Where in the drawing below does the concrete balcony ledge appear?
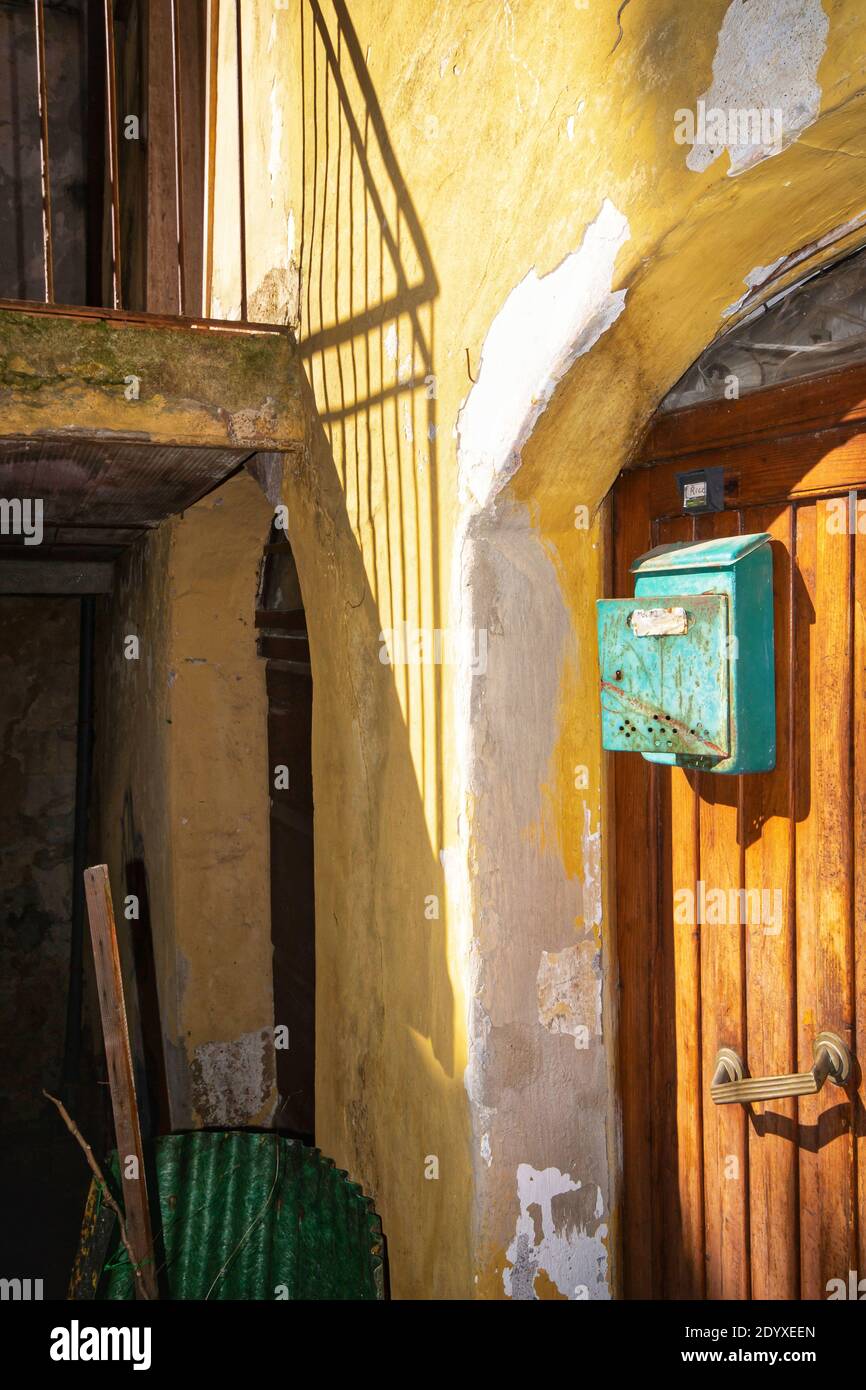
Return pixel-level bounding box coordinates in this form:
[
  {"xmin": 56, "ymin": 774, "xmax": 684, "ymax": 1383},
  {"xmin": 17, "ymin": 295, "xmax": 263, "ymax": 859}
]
[{"xmin": 0, "ymin": 303, "xmax": 304, "ymax": 452}]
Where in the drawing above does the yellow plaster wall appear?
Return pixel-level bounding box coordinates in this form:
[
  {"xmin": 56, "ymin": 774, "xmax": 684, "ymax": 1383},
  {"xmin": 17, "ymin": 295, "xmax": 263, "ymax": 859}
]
[
  {"xmin": 209, "ymin": 0, "xmax": 866, "ymax": 1297},
  {"xmin": 96, "ymin": 470, "xmax": 276, "ymax": 1132}
]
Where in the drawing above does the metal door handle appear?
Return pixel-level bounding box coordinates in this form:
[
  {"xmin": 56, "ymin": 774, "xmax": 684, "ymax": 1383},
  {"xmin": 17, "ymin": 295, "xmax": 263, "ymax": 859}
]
[{"xmin": 711, "ymin": 1031, "xmax": 851, "ymax": 1105}]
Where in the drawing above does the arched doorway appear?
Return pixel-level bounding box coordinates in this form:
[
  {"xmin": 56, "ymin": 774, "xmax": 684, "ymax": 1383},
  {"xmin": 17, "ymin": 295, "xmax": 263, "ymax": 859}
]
[
  {"xmin": 613, "ymin": 251, "xmax": 866, "ymax": 1300},
  {"xmin": 257, "ymin": 522, "xmax": 315, "ymax": 1141}
]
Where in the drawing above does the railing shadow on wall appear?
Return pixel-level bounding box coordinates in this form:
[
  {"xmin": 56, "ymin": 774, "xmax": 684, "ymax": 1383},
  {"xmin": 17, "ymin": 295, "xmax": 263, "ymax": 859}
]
[
  {"xmin": 296, "ymin": 1, "xmax": 459, "ymax": 1090},
  {"xmin": 301, "ymin": 0, "xmax": 442, "ymax": 828}
]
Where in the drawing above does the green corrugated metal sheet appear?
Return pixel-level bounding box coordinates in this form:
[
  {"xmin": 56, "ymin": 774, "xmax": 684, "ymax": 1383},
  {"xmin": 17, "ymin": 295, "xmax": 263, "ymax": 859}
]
[{"xmin": 89, "ymin": 1130, "xmax": 384, "ymax": 1300}]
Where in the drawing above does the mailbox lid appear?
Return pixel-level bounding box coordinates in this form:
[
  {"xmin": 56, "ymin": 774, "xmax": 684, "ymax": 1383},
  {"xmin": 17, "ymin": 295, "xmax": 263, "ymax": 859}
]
[
  {"xmin": 629, "ymin": 532, "xmax": 771, "ymax": 577},
  {"xmin": 597, "ymin": 593, "xmax": 730, "ymax": 759}
]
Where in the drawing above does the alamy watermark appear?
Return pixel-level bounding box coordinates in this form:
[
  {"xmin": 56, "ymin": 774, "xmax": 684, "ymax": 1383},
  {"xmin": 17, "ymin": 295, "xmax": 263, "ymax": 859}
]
[
  {"xmin": 674, "ymin": 101, "xmax": 783, "ymax": 153},
  {"xmin": 379, "ymin": 623, "xmax": 487, "ymax": 674},
  {"xmin": 674, "ymin": 880, "xmax": 783, "ymax": 936},
  {"xmin": 50, "ymin": 1321, "xmax": 151, "ymax": 1370},
  {"xmin": 0, "ymin": 1276, "xmax": 43, "ymax": 1300},
  {"xmin": 0, "ymin": 497, "xmax": 43, "ymax": 546},
  {"xmin": 826, "ymin": 1270, "xmax": 866, "ymax": 1300}
]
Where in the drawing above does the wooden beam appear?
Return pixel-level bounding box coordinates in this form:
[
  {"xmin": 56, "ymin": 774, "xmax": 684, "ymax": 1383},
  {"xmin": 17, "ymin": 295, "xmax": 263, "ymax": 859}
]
[
  {"xmin": 638, "ymin": 360, "xmax": 866, "ymax": 465},
  {"xmin": 146, "ymin": 0, "xmax": 180, "ymax": 314},
  {"xmin": 178, "ymin": 0, "xmax": 207, "ymax": 317},
  {"xmin": 84, "ymin": 865, "xmax": 158, "ymax": 1301},
  {"xmin": 0, "ymin": 561, "xmax": 114, "ymax": 594}
]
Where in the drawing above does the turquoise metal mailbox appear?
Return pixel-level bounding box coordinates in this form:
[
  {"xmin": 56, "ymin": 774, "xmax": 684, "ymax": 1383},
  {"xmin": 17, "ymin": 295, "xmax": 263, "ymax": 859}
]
[{"xmin": 596, "ymin": 533, "xmax": 775, "ymax": 774}]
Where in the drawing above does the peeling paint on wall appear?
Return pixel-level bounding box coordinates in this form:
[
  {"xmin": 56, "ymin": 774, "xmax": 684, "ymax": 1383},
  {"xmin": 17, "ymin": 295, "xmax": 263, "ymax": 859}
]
[
  {"xmin": 191, "ymin": 1028, "xmax": 275, "ymax": 1128},
  {"xmin": 456, "ymin": 199, "xmax": 629, "ymax": 511},
  {"xmin": 721, "ymin": 211, "xmax": 866, "ymax": 319},
  {"xmin": 686, "ymin": 0, "xmax": 829, "ymax": 177},
  {"xmin": 504, "ymin": 1164, "xmax": 609, "ymax": 1300},
  {"xmin": 537, "ymin": 941, "xmax": 602, "ymax": 1047},
  {"xmin": 723, "ymin": 256, "xmax": 788, "ymax": 317}
]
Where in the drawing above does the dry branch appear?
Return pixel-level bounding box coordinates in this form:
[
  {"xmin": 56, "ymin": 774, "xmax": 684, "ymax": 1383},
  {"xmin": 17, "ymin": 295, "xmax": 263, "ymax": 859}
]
[{"xmin": 43, "ymin": 1089, "xmax": 154, "ymax": 1300}]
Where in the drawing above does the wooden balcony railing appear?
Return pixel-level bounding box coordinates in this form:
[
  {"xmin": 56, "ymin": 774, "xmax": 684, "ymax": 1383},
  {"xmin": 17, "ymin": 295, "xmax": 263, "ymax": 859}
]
[{"xmin": 0, "ymin": 0, "xmax": 272, "ymax": 332}]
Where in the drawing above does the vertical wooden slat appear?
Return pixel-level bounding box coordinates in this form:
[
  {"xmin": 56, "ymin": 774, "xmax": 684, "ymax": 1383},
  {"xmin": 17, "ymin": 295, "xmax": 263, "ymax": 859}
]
[
  {"xmin": 170, "ymin": 0, "xmax": 186, "ymax": 315},
  {"xmin": 234, "ymin": 0, "xmax": 247, "ymax": 321},
  {"xmin": 178, "ymin": 0, "xmax": 206, "ymax": 318},
  {"xmin": 854, "ymin": 492, "xmax": 866, "ymax": 1289},
  {"xmin": 146, "ymin": 0, "xmax": 179, "ymax": 313},
  {"xmin": 794, "ymin": 500, "xmax": 856, "ymax": 1298},
  {"xmin": 697, "ymin": 507, "xmax": 750, "ymax": 1300},
  {"xmin": 657, "ymin": 513, "xmax": 705, "ymax": 1298},
  {"xmin": 103, "ymin": 0, "xmax": 123, "ymax": 308},
  {"xmin": 84, "ymin": 864, "xmax": 157, "ymax": 1300},
  {"xmin": 202, "ymin": 0, "xmax": 220, "ymax": 318},
  {"xmin": 743, "ymin": 503, "xmax": 799, "ymax": 1299},
  {"xmin": 612, "ymin": 468, "xmax": 657, "ymax": 1297},
  {"xmin": 34, "ymin": 0, "xmax": 54, "ymax": 302}
]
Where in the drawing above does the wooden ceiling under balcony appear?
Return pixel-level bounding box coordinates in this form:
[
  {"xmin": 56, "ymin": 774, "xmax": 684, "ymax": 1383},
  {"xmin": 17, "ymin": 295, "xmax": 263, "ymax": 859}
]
[{"xmin": 0, "ymin": 302, "xmax": 304, "ymax": 584}]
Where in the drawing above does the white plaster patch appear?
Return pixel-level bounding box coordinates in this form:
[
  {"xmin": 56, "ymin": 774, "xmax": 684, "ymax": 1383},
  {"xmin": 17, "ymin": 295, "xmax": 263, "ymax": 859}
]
[
  {"xmin": 581, "ymin": 802, "xmax": 602, "ymax": 933},
  {"xmin": 723, "ymin": 257, "xmax": 787, "ymax": 317},
  {"xmin": 438, "ymin": 844, "xmax": 462, "ymax": 902},
  {"xmin": 456, "ymin": 199, "xmax": 629, "ymax": 512},
  {"xmin": 687, "ymin": 0, "xmax": 829, "ymax": 177},
  {"xmin": 384, "ymin": 324, "xmax": 399, "ymax": 361},
  {"xmin": 402, "ymin": 402, "xmax": 414, "ymax": 443},
  {"xmin": 504, "ymin": 1164, "xmax": 609, "ymax": 1300},
  {"xmin": 480, "ymin": 1132, "xmax": 492, "ymax": 1168},
  {"xmin": 537, "ymin": 941, "xmax": 602, "ymax": 1046},
  {"xmin": 191, "ymin": 1028, "xmax": 273, "ymax": 1127},
  {"xmin": 722, "ymin": 210, "xmax": 866, "ymax": 318}
]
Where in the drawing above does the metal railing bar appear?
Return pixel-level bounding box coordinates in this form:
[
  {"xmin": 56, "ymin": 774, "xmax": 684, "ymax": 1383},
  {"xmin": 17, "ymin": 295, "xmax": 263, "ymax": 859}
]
[
  {"xmin": 34, "ymin": 0, "xmax": 54, "ymax": 302},
  {"xmin": 0, "ymin": 296, "xmax": 288, "ymax": 335},
  {"xmin": 170, "ymin": 0, "xmax": 186, "ymax": 315},
  {"xmin": 235, "ymin": 0, "xmax": 247, "ymax": 322},
  {"xmin": 103, "ymin": 0, "xmax": 122, "ymax": 308},
  {"xmin": 202, "ymin": 0, "xmax": 220, "ymax": 319}
]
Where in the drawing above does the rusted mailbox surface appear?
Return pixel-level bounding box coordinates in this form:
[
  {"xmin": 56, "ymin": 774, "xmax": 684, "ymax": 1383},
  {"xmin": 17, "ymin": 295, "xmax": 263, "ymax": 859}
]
[{"xmin": 596, "ymin": 533, "xmax": 775, "ymax": 774}]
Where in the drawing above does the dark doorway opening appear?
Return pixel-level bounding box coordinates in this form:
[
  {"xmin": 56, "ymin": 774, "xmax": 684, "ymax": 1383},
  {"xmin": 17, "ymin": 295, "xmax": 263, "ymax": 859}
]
[
  {"xmin": 0, "ymin": 594, "xmax": 105, "ymax": 1298},
  {"xmin": 257, "ymin": 524, "xmax": 315, "ymax": 1142}
]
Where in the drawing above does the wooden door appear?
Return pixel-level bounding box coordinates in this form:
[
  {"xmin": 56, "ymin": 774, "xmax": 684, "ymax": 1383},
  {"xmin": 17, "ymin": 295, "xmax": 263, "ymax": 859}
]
[{"xmin": 615, "ymin": 365, "xmax": 866, "ymax": 1300}]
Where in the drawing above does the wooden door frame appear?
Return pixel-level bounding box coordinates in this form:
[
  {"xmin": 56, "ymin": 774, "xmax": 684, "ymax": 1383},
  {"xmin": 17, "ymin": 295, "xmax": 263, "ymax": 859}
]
[{"xmin": 636, "ymin": 358, "xmax": 866, "ymax": 507}]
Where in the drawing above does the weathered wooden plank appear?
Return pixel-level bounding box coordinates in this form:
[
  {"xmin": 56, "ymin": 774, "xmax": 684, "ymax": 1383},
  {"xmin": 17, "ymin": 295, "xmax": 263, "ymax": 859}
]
[
  {"xmin": 146, "ymin": 0, "xmax": 180, "ymax": 315},
  {"xmin": 639, "ymin": 425, "xmax": 866, "ymax": 519},
  {"xmin": 657, "ymin": 512, "xmax": 705, "ymax": 1299},
  {"xmin": 612, "ymin": 466, "xmax": 658, "ymax": 1297},
  {"xmin": 854, "ymin": 498, "xmax": 866, "ymax": 1290},
  {"xmin": 794, "ymin": 501, "xmax": 856, "ymax": 1299},
  {"xmin": 743, "ymin": 502, "xmax": 799, "ymax": 1300},
  {"xmin": 696, "ymin": 508, "xmax": 749, "ymax": 1300},
  {"xmin": 639, "ymin": 361, "xmax": 866, "ymax": 463},
  {"xmin": 84, "ymin": 864, "xmax": 158, "ymax": 1301}
]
